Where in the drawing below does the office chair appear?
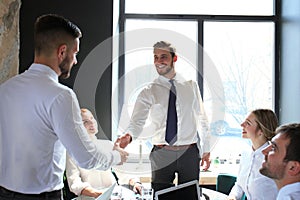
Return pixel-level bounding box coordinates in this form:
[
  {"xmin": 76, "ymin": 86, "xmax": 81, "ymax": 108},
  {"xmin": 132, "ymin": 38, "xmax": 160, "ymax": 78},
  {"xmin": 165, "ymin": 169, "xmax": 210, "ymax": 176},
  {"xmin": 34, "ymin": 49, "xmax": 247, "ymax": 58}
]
[
  {"xmin": 216, "ymin": 173, "xmax": 237, "ymax": 195},
  {"xmin": 216, "ymin": 173, "xmax": 247, "ymax": 199},
  {"xmin": 63, "ymin": 171, "xmax": 77, "ymax": 200},
  {"xmin": 241, "ymin": 193, "xmax": 247, "ymax": 200}
]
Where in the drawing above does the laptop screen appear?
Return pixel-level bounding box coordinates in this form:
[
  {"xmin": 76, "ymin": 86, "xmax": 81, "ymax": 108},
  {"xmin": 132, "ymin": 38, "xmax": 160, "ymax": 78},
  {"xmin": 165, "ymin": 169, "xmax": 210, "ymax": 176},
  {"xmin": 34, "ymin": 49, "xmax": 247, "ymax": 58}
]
[
  {"xmin": 95, "ymin": 183, "xmax": 116, "ymax": 200},
  {"xmin": 155, "ymin": 180, "xmax": 202, "ymax": 200}
]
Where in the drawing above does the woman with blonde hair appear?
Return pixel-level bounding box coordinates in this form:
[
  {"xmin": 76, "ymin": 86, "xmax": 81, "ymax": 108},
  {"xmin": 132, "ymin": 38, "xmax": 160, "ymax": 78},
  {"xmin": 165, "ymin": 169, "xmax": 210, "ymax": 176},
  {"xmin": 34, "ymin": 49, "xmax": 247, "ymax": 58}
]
[
  {"xmin": 66, "ymin": 108, "xmax": 142, "ymax": 199},
  {"xmin": 228, "ymin": 109, "xmax": 279, "ymax": 200}
]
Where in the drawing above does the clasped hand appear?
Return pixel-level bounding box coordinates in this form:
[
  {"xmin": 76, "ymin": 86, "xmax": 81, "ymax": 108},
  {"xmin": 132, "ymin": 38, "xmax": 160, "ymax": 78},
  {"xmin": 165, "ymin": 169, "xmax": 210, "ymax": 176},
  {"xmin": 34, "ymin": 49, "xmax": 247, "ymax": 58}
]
[{"xmin": 113, "ymin": 133, "xmax": 132, "ymax": 165}]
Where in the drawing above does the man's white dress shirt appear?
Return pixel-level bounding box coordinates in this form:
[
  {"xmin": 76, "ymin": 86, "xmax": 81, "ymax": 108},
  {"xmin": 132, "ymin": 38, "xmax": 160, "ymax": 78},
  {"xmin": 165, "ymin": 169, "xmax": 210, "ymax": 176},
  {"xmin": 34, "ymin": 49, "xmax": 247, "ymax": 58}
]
[
  {"xmin": 276, "ymin": 182, "xmax": 300, "ymax": 200},
  {"xmin": 126, "ymin": 75, "xmax": 210, "ymax": 154},
  {"xmin": 0, "ymin": 64, "xmax": 120, "ymax": 194}
]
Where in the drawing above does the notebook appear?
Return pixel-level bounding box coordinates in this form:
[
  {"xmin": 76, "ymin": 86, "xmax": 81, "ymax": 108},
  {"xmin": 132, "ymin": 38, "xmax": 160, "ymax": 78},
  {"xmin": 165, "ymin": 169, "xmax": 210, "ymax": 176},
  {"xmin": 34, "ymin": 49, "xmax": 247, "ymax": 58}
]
[{"xmin": 154, "ymin": 180, "xmax": 203, "ymax": 200}]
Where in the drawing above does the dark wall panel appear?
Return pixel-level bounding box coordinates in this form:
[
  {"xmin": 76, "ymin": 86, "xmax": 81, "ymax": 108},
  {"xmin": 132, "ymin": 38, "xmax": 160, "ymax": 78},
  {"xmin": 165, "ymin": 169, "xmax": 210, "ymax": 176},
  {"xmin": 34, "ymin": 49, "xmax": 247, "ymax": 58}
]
[{"xmin": 20, "ymin": 0, "xmax": 113, "ymax": 139}]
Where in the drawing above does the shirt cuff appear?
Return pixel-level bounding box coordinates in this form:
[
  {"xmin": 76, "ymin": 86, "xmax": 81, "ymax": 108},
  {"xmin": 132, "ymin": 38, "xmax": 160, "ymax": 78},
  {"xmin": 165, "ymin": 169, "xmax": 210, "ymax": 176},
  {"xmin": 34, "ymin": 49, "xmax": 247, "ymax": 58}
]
[
  {"xmin": 71, "ymin": 182, "xmax": 91, "ymax": 195},
  {"xmin": 111, "ymin": 150, "xmax": 121, "ymax": 165}
]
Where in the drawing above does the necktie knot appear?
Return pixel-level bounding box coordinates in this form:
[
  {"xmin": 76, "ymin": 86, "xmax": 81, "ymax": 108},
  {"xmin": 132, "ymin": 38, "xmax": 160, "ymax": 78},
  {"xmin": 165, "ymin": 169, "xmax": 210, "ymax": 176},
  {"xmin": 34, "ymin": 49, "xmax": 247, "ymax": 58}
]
[{"xmin": 169, "ymin": 79, "xmax": 176, "ymax": 95}]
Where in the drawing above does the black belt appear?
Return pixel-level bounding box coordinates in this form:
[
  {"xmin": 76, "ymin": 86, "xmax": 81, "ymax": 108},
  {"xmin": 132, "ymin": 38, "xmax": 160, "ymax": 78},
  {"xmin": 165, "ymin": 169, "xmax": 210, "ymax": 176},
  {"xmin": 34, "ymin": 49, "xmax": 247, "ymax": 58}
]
[
  {"xmin": 155, "ymin": 143, "xmax": 196, "ymax": 151},
  {"xmin": 0, "ymin": 186, "xmax": 62, "ymax": 199}
]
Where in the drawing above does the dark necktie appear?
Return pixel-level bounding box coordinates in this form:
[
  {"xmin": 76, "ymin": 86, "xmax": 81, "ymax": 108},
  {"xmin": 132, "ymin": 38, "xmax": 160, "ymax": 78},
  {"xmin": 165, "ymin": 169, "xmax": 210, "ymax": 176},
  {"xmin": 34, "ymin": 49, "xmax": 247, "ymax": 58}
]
[{"xmin": 165, "ymin": 80, "xmax": 178, "ymax": 145}]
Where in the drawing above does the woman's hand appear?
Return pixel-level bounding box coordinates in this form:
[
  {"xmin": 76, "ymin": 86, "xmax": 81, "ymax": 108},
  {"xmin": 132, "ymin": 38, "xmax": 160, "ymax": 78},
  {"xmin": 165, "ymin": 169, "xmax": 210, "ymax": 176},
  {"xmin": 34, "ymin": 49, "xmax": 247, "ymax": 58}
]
[
  {"xmin": 227, "ymin": 195, "xmax": 236, "ymax": 200},
  {"xmin": 81, "ymin": 186, "xmax": 103, "ymax": 198},
  {"xmin": 129, "ymin": 178, "xmax": 143, "ymax": 195},
  {"xmin": 133, "ymin": 182, "xmax": 143, "ymax": 195}
]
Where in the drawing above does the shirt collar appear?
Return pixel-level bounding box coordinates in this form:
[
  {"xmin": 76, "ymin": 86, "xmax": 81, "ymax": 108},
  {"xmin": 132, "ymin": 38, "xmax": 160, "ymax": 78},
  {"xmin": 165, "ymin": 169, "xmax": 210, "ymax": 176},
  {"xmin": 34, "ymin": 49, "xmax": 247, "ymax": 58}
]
[
  {"xmin": 279, "ymin": 182, "xmax": 300, "ymax": 195},
  {"xmin": 28, "ymin": 63, "xmax": 59, "ymax": 82},
  {"xmin": 253, "ymin": 142, "xmax": 269, "ymax": 154},
  {"xmin": 158, "ymin": 75, "xmax": 172, "ymax": 83},
  {"xmin": 157, "ymin": 74, "xmax": 186, "ymax": 85}
]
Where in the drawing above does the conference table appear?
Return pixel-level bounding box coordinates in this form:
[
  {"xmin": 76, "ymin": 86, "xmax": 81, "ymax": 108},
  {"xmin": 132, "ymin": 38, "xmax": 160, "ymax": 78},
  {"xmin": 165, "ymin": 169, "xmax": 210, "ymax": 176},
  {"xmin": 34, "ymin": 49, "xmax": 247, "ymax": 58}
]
[
  {"xmin": 72, "ymin": 186, "xmax": 228, "ymax": 200},
  {"xmin": 72, "ymin": 161, "xmax": 230, "ymax": 200}
]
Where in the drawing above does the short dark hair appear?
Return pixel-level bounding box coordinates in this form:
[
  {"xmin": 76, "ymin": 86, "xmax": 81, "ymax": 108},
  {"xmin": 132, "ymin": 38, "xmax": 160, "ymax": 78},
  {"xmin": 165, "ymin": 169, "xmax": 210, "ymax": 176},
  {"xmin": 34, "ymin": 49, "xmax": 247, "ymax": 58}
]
[
  {"xmin": 276, "ymin": 123, "xmax": 300, "ymax": 162},
  {"xmin": 34, "ymin": 14, "xmax": 82, "ymax": 56},
  {"xmin": 153, "ymin": 41, "xmax": 176, "ymax": 58}
]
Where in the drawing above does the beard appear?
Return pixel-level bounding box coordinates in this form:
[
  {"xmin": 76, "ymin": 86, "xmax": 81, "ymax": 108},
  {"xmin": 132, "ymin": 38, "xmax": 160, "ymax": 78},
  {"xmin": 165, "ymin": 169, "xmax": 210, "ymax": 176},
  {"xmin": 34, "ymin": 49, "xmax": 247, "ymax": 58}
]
[
  {"xmin": 59, "ymin": 56, "xmax": 72, "ymax": 79},
  {"xmin": 260, "ymin": 162, "xmax": 285, "ymax": 180},
  {"xmin": 156, "ymin": 60, "xmax": 174, "ymax": 76},
  {"xmin": 259, "ymin": 166, "xmax": 273, "ymax": 178}
]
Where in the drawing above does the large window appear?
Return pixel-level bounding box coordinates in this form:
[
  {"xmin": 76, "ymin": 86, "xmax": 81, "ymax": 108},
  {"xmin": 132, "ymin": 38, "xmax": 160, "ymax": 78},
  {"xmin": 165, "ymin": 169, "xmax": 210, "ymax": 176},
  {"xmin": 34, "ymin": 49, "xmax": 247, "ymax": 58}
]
[
  {"xmin": 203, "ymin": 21, "xmax": 275, "ymax": 169},
  {"xmin": 125, "ymin": 0, "xmax": 274, "ymax": 16},
  {"xmin": 113, "ymin": 0, "xmax": 279, "ymax": 174}
]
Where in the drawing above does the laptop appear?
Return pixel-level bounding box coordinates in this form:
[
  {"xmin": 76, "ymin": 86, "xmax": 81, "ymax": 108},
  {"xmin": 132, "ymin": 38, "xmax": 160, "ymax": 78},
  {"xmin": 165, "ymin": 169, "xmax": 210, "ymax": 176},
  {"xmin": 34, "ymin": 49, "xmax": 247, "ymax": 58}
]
[
  {"xmin": 95, "ymin": 183, "xmax": 117, "ymax": 200},
  {"xmin": 154, "ymin": 180, "xmax": 203, "ymax": 200}
]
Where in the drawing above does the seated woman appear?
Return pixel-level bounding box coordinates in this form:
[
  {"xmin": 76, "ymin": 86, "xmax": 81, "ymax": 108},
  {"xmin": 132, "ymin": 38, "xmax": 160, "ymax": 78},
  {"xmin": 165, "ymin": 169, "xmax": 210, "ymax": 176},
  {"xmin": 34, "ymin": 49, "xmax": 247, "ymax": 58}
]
[
  {"xmin": 227, "ymin": 109, "xmax": 278, "ymax": 200},
  {"xmin": 66, "ymin": 108, "xmax": 142, "ymax": 198}
]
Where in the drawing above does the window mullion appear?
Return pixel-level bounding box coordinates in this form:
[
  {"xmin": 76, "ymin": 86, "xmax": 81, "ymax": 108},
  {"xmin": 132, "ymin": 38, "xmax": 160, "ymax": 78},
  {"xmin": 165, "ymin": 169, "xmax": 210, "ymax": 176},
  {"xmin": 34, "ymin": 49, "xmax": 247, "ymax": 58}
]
[{"xmin": 198, "ymin": 19, "xmax": 204, "ymax": 99}]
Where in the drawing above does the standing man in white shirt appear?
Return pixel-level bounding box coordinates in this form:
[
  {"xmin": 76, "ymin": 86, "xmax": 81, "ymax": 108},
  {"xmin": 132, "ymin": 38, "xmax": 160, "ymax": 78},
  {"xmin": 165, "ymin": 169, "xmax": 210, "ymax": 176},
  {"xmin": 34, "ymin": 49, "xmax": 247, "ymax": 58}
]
[
  {"xmin": 116, "ymin": 41, "xmax": 211, "ymax": 193},
  {"xmin": 0, "ymin": 14, "xmax": 128, "ymax": 200},
  {"xmin": 260, "ymin": 123, "xmax": 300, "ymax": 200}
]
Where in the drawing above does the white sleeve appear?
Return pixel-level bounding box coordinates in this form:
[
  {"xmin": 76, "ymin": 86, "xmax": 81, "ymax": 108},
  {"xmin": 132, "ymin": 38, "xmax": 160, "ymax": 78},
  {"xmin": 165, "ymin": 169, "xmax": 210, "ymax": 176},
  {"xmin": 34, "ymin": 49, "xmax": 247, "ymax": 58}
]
[
  {"xmin": 65, "ymin": 153, "xmax": 90, "ymax": 195},
  {"xmin": 193, "ymin": 81, "xmax": 210, "ymax": 154},
  {"xmin": 50, "ymin": 89, "xmax": 121, "ymax": 170},
  {"xmin": 126, "ymin": 88, "xmax": 152, "ymax": 139},
  {"xmin": 229, "ymin": 150, "xmax": 248, "ymax": 199}
]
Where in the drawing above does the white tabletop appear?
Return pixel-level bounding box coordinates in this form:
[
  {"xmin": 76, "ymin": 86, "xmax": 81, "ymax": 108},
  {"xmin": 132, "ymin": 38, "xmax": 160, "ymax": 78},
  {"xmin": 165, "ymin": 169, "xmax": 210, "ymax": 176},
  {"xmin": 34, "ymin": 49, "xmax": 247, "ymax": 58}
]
[
  {"xmin": 71, "ymin": 185, "xmax": 140, "ymax": 200},
  {"xmin": 202, "ymin": 188, "xmax": 228, "ymax": 200},
  {"xmin": 72, "ymin": 184, "xmax": 227, "ymax": 200}
]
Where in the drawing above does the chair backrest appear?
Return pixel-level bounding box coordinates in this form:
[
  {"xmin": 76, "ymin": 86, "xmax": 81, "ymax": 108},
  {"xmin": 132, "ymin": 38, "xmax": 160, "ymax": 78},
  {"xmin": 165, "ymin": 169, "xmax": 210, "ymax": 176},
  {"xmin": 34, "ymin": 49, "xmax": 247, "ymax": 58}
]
[
  {"xmin": 241, "ymin": 193, "xmax": 247, "ymax": 200},
  {"xmin": 216, "ymin": 173, "xmax": 237, "ymax": 195},
  {"xmin": 63, "ymin": 171, "xmax": 77, "ymax": 200}
]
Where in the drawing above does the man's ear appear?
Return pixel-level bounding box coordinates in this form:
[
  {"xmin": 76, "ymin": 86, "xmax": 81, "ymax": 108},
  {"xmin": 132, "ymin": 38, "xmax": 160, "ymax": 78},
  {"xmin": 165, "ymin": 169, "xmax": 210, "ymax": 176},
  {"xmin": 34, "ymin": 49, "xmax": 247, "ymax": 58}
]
[
  {"xmin": 173, "ymin": 55, "xmax": 177, "ymax": 62},
  {"xmin": 287, "ymin": 161, "xmax": 300, "ymax": 176},
  {"xmin": 57, "ymin": 44, "xmax": 67, "ymax": 60}
]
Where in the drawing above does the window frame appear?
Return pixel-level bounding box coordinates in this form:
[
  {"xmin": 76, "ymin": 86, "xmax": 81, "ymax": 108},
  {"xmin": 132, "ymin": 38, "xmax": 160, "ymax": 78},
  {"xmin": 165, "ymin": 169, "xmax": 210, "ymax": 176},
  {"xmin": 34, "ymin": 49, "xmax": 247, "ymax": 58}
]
[
  {"xmin": 116, "ymin": 0, "xmax": 280, "ymax": 121},
  {"xmin": 112, "ymin": 0, "xmax": 281, "ymax": 169}
]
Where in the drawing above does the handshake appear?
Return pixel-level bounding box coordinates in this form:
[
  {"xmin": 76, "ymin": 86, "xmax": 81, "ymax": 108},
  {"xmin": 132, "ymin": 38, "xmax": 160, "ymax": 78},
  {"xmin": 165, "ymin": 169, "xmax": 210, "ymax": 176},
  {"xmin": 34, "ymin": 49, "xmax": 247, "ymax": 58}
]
[{"xmin": 113, "ymin": 133, "xmax": 132, "ymax": 165}]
